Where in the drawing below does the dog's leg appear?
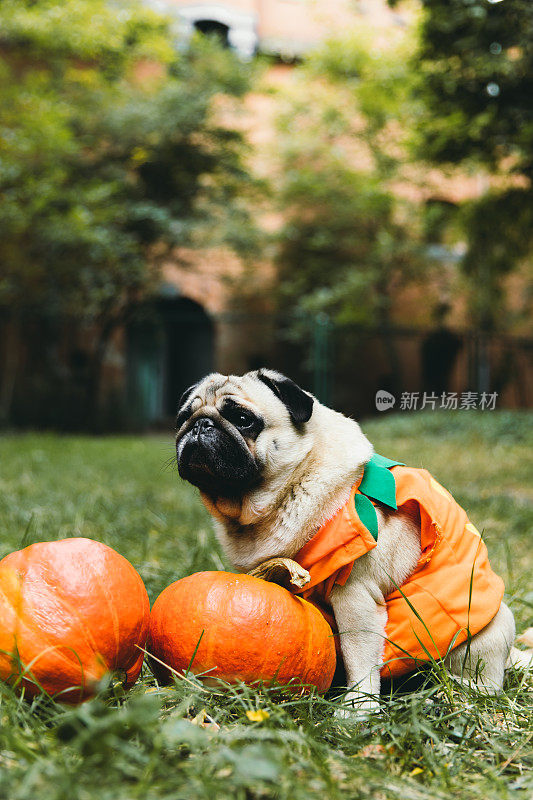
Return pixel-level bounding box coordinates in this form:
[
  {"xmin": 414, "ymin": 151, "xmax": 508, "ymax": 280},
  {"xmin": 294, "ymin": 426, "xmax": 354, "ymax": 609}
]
[
  {"xmin": 443, "ymin": 601, "xmax": 515, "ymax": 692},
  {"xmin": 329, "ymin": 583, "xmax": 387, "ymax": 717}
]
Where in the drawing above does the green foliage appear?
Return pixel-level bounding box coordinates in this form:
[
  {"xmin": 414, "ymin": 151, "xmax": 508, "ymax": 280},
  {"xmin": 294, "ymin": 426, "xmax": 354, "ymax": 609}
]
[
  {"xmin": 404, "ymin": 0, "xmax": 533, "ymax": 173},
  {"xmin": 389, "ymin": 0, "xmax": 533, "ymax": 330},
  {"xmin": 0, "ymin": 0, "xmax": 174, "ymax": 69},
  {"xmin": 0, "ymin": 0, "xmax": 260, "ymax": 427},
  {"xmin": 460, "ymin": 187, "xmax": 533, "ymax": 327},
  {"xmin": 276, "ymin": 163, "xmax": 418, "ymax": 325},
  {"xmin": 274, "ymin": 33, "xmax": 424, "ymax": 327},
  {"xmin": 0, "ymin": 1, "xmax": 255, "ymax": 319},
  {"xmin": 308, "ymin": 28, "xmax": 416, "ymax": 175},
  {"xmin": 0, "ymin": 413, "xmax": 531, "ymax": 798}
]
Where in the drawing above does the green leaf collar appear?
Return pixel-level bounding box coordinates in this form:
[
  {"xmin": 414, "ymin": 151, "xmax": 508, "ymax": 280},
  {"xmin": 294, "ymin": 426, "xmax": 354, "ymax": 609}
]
[{"xmin": 354, "ymin": 454, "xmax": 404, "ymax": 541}]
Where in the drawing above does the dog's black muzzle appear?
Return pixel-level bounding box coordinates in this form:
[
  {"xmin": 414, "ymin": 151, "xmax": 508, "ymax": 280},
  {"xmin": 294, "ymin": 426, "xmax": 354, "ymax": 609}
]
[{"xmin": 176, "ymin": 416, "xmax": 260, "ymax": 497}]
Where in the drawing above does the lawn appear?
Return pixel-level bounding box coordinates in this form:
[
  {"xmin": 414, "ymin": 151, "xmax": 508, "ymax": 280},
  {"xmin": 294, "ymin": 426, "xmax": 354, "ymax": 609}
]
[{"xmin": 0, "ymin": 411, "xmax": 532, "ymax": 800}]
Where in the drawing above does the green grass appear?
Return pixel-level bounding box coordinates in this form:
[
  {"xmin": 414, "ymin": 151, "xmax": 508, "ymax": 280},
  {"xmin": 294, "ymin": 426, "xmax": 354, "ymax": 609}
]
[{"xmin": 0, "ymin": 411, "xmax": 532, "ymax": 800}]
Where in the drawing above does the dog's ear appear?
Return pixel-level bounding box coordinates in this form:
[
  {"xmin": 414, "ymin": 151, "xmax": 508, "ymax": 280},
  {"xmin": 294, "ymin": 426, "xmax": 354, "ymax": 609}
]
[
  {"xmin": 178, "ymin": 382, "xmax": 199, "ymax": 411},
  {"xmin": 257, "ymin": 370, "xmax": 314, "ymax": 425},
  {"xmin": 176, "ymin": 381, "xmax": 200, "ymax": 427}
]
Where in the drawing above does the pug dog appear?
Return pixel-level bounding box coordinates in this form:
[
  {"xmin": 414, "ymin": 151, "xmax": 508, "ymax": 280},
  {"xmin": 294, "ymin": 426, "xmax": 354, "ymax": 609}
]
[{"xmin": 175, "ymin": 369, "xmax": 516, "ymax": 714}]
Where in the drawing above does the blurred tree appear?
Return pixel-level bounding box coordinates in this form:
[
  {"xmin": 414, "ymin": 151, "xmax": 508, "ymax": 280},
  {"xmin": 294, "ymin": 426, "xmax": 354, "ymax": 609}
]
[
  {"xmin": 274, "ymin": 32, "xmax": 424, "ymax": 393},
  {"xmin": 0, "ymin": 0, "xmax": 258, "ymax": 427},
  {"xmin": 390, "ymin": 0, "xmax": 533, "ymax": 333}
]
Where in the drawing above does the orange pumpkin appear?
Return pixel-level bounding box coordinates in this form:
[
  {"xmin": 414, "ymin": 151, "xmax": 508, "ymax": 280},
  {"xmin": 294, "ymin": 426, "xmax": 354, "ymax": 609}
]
[
  {"xmin": 148, "ymin": 571, "xmax": 336, "ymax": 692},
  {"xmin": 0, "ymin": 537, "xmax": 150, "ymax": 702}
]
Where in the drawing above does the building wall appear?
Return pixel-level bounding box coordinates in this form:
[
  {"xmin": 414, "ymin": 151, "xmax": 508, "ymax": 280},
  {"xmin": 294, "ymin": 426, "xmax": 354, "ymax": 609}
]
[{"xmin": 149, "ymin": 0, "xmax": 409, "ymax": 57}]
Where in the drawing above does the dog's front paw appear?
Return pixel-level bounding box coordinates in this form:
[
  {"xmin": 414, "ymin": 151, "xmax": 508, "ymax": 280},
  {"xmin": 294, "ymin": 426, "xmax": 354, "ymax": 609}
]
[{"xmin": 334, "ymin": 691, "xmax": 380, "ymax": 721}]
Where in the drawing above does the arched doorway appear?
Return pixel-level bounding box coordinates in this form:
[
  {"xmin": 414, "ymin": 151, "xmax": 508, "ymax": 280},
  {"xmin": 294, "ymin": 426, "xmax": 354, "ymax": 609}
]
[
  {"xmin": 159, "ymin": 296, "xmax": 214, "ymax": 417},
  {"xmin": 126, "ymin": 295, "xmax": 214, "ymax": 427}
]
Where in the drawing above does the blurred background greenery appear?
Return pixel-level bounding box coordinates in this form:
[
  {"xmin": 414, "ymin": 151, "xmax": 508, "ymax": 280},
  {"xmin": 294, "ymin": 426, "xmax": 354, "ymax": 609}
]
[{"xmin": 0, "ymin": 0, "xmax": 531, "ymax": 430}]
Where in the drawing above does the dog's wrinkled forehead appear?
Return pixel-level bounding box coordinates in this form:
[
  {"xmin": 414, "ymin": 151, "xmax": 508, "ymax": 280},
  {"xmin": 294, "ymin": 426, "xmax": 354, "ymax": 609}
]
[
  {"xmin": 177, "ymin": 370, "xmax": 314, "ymax": 426},
  {"xmin": 180, "ymin": 373, "xmax": 253, "ymax": 412}
]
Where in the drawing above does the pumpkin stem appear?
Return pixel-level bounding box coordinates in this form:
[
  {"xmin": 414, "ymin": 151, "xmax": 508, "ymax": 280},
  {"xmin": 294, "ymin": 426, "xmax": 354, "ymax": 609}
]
[{"xmin": 248, "ymin": 558, "xmax": 310, "ymax": 590}]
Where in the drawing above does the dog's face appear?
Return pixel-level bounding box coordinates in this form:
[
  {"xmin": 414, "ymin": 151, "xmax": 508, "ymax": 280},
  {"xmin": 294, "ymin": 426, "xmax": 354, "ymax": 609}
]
[{"xmin": 175, "ymin": 370, "xmax": 314, "ymax": 517}]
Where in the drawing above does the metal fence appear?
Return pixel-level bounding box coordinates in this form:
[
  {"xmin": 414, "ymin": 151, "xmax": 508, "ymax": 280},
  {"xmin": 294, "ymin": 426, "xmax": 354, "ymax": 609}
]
[
  {"xmin": 214, "ymin": 313, "xmax": 533, "ymax": 418},
  {"xmin": 1, "ymin": 309, "xmax": 531, "ymax": 430}
]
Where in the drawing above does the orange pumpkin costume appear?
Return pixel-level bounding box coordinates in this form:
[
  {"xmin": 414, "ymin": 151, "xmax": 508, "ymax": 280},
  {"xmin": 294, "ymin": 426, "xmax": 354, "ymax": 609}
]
[{"xmin": 292, "ymin": 455, "xmax": 505, "ymax": 678}]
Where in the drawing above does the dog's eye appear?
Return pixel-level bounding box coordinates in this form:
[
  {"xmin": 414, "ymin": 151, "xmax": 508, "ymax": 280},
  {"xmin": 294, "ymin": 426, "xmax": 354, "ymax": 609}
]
[
  {"xmin": 224, "ymin": 407, "xmax": 255, "ymax": 429},
  {"xmin": 221, "ymin": 400, "xmax": 264, "ymax": 438}
]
